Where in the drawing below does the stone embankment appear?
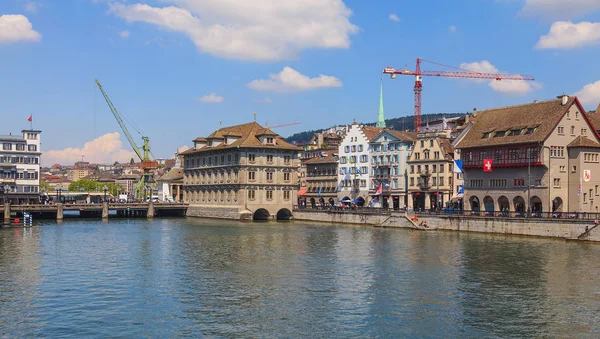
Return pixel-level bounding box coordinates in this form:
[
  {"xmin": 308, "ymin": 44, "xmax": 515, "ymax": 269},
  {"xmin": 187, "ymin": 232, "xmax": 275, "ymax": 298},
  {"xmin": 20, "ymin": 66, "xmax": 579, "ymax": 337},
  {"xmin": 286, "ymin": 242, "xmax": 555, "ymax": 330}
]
[{"xmin": 293, "ymin": 210, "xmax": 600, "ymax": 242}]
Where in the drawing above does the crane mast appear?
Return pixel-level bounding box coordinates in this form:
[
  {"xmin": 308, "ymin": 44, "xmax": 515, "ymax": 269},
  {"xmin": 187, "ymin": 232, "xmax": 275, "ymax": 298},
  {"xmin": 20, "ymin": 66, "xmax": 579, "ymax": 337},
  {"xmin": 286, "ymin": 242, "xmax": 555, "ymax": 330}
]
[
  {"xmin": 95, "ymin": 79, "xmax": 144, "ymax": 160},
  {"xmin": 95, "ymin": 79, "xmax": 157, "ymax": 200}
]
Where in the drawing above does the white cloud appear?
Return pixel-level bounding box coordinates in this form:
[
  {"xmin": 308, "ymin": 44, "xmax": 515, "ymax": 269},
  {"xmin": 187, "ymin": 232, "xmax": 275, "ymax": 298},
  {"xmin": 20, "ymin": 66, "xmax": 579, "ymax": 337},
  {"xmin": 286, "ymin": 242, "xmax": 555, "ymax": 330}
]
[
  {"xmin": 24, "ymin": 2, "xmax": 39, "ymax": 13},
  {"xmin": 449, "ymin": 25, "xmax": 457, "ymax": 33},
  {"xmin": 520, "ymin": 0, "xmax": 600, "ymax": 19},
  {"xmin": 253, "ymin": 97, "xmax": 272, "ymax": 103},
  {"xmin": 575, "ymin": 80, "xmax": 600, "ymax": 106},
  {"xmin": 197, "ymin": 92, "xmax": 224, "ymax": 103},
  {"xmin": 536, "ymin": 21, "xmax": 600, "ymax": 49},
  {"xmin": 389, "ymin": 13, "xmax": 400, "ymax": 22},
  {"xmin": 459, "ymin": 60, "xmax": 542, "ymax": 94},
  {"xmin": 44, "ymin": 132, "xmax": 136, "ymax": 166},
  {"xmin": 0, "ymin": 14, "xmax": 41, "ymax": 44},
  {"xmin": 119, "ymin": 30, "xmax": 130, "ymax": 39},
  {"xmin": 247, "ymin": 67, "xmax": 342, "ymax": 93},
  {"xmin": 108, "ymin": 1, "xmax": 358, "ymax": 61}
]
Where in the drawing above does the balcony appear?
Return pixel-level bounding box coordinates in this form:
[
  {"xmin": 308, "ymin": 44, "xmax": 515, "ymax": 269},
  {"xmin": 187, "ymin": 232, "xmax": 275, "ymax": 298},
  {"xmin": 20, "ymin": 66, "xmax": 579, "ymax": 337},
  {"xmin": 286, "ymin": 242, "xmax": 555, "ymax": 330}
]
[
  {"xmin": 417, "ymin": 180, "xmax": 430, "ymax": 189},
  {"xmin": 418, "ymin": 170, "xmax": 431, "ymax": 177}
]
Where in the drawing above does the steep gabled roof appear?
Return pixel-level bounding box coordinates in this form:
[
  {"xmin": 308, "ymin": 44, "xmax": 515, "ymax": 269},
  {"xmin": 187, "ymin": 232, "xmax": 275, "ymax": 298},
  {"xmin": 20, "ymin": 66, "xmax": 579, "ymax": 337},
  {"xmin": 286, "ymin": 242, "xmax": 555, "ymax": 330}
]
[
  {"xmin": 457, "ymin": 97, "xmax": 578, "ymax": 149},
  {"xmin": 567, "ymin": 136, "xmax": 600, "ymax": 149},
  {"xmin": 360, "ymin": 126, "xmax": 384, "ymax": 141}
]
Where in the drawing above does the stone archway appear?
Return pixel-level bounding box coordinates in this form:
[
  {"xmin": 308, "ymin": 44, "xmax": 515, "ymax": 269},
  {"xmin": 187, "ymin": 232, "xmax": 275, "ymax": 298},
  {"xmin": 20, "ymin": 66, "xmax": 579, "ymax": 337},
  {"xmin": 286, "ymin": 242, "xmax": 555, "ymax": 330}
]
[
  {"xmin": 469, "ymin": 196, "xmax": 480, "ymax": 211},
  {"xmin": 356, "ymin": 196, "xmax": 365, "ymax": 207},
  {"xmin": 483, "ymin": 196, "xmax": 494, "ymax": 213},
  {"xmin": 530, "ymin": 196, "xmax": 543, "ymax": 213},
  {"xmin": 253, "ymin": 208, "xmax": 270, "ymax": 221},
  {"xmin": 513, "ymin": 196, "xmax": 525, "ymax": 213},
  {"xmin": 498, "ymin": 196, "xmax": 510, "ymax": 212},
  {"xmin": 553, "ymin": 197, "xmax": 563, "ymax": 212},
  {"xmin": 276, "ymin": 208, "xmax": 292, "ymax": 221}
]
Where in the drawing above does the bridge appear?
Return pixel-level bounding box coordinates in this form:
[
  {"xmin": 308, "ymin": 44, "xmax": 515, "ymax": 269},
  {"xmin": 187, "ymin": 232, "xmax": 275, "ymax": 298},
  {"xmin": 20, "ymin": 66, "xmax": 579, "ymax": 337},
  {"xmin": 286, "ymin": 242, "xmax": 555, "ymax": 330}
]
[{"xmin": 1, "ymin": 202, "xmax": 188, "ymax": 223}]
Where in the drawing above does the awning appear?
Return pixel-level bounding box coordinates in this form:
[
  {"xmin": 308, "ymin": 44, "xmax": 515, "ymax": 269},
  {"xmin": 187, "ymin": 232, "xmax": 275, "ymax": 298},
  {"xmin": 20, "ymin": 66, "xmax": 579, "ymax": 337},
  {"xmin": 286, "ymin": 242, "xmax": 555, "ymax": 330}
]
[{"xmin": 297, "ymin": 189, "xmax": 307, "ymax": 196}]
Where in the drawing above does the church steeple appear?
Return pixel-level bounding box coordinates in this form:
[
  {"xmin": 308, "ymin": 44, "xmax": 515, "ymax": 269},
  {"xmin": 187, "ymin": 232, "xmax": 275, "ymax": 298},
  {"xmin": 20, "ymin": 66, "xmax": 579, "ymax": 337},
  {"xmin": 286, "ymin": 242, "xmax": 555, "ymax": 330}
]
[{"xmin": 376, "ymin": 77, "xmax": 386, "ymax": 128}]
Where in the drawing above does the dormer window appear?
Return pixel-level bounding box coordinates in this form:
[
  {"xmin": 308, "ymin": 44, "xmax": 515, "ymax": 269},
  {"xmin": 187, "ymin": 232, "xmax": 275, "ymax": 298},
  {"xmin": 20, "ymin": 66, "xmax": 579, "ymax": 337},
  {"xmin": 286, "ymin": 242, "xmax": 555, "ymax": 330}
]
[
  {"xmin": 266, "ymin": 137, "xmax": 274, "ymax": 144},
  {"xmin": 208, "ymin": 140, "xmax": 213, "ymax": 146},
  {"xmin": 494, "ymin": 131, "xmax": 506, "ymax": 137},
  {"xmin": 526, "ymin": 127, "xmax": 536, "ymax": 135},
  {"xmin": 509, "ymin": 129, "xmax": 522, "ymax": 136},
  {"xmin": 482, "ymin": 132, "xmax": 492, "ymax": 138}
]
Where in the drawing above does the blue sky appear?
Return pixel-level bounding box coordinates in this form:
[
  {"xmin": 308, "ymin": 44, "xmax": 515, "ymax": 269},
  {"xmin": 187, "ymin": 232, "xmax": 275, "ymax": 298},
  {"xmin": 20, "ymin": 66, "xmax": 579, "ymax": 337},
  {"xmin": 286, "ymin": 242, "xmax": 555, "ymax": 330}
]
[{"xmin": 1, "ymin": 0, "xmax": 600, "ymax": 165}]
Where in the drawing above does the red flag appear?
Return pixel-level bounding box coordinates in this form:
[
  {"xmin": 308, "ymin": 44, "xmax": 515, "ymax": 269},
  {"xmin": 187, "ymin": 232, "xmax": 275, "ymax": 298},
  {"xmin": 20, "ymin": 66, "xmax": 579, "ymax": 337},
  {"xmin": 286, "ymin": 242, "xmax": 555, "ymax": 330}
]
[
  {"xmin": 376, "ymin": 184, "xmax": 383, "ymax": 195},
  {"xmin": 483, "ymin": 159, "xmax": 492, "ymax": 172},
  {"xmin": 27, "ymin": 115, "xmax": 32, "ymax": 122}
]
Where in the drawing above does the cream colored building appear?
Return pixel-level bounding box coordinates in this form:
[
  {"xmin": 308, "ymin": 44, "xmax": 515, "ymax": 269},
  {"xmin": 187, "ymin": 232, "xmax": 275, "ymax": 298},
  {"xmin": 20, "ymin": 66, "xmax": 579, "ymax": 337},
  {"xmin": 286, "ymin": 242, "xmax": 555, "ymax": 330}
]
[
  {"xmin": 67, "ymin": 168, "xmax": 89, "ymax": 181},
  {"xmin": 407, "ymin": 130, "xmax": 455, "ymax": 211},
  {"xmin": 456, "ymin": 95, "xmax": 600, "ymax": 215},
  {"xmin": 181, "ymin": 122, "xmax": 300, "ymax": 220}
]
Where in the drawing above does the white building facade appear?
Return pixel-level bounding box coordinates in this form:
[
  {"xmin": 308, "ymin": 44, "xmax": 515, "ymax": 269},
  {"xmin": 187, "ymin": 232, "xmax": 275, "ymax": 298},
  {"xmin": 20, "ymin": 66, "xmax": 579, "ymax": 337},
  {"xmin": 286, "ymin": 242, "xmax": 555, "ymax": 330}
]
[
  {"xmin": 0, "ymin": 129, "xmax": 42, "ymax": 204},
  {"xmin": 337, "ymin": 123, "xmax": 382, "ymax": 206},
  {"xmin": 369, "ymin": 130, "xmax": 416, "ymax": 209}
]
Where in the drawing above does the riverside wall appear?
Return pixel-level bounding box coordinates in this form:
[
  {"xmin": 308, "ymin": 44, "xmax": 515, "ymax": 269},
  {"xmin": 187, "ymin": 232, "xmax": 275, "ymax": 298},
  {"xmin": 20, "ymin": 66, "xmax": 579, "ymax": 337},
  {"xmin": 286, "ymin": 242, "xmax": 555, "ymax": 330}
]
[
  {"xmin": 293, "ymin": 210, "xmax": 600, "ymax": 242},
  {"xmin": 186, "ymin": 206, "xmax": 251, "ymax": 220}
]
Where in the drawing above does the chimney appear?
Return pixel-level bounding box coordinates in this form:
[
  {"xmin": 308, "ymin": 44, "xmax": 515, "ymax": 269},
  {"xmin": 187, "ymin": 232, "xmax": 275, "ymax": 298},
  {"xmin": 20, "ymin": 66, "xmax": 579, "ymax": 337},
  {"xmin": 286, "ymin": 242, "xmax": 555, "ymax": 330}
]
[
  {"xmin": 561, "ymin": 95, "xmax": 569, "ymax": 106},
  {"xmin": 472, "ymin": 108, "xmax": 477, "ymax": 117}
]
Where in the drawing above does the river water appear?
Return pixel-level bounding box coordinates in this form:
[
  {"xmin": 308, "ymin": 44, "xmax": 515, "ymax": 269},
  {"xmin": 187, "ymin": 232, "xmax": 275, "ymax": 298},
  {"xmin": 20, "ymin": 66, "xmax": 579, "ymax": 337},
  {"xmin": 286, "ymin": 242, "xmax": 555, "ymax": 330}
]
[{"xmin": 1, "ymin": 218, "xmax": 599, "ymax": 338}]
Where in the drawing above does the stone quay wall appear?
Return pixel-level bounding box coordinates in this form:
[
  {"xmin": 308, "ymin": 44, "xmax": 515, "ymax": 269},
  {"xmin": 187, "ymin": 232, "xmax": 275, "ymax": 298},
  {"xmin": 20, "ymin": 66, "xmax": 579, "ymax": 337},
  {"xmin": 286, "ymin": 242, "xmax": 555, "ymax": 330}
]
[
  {"xmin": 186, "ymin": 205, "xmax": 251, "ymax": 220},
  {"xmin": 293, "ymin": 210, "xmax": 600, "ymax": 242}
]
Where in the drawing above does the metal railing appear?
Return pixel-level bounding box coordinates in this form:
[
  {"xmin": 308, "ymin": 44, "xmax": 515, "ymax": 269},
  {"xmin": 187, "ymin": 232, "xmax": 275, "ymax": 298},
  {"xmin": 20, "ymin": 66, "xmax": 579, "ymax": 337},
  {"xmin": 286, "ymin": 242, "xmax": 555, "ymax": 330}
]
[{"xmin": 293, "ymin": 205, "xmax": 392, "ymax": 214}]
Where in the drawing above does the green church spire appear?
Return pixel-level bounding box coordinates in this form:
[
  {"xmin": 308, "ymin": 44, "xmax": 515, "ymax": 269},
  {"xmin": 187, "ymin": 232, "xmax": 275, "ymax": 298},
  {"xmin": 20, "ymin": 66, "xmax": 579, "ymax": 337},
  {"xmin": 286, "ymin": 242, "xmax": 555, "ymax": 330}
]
[{"xmin": 376, "ymin": 77, "xmax": 386, "ymax": 128}]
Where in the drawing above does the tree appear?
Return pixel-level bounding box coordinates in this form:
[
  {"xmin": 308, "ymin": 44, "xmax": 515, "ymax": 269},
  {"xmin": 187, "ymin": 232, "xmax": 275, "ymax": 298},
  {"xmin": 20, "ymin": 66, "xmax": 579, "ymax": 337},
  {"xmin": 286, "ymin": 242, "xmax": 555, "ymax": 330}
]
[
  {"xmin": 68, "ymin": 179, "xmax": 123, "ymax": 197},
  {"xmin": 130, "ymin": 158, "xmax": 135, "ymax": 164},
  {"xmin": 39, "ymin": 179, "xmax": 52, "ymax": 192}
]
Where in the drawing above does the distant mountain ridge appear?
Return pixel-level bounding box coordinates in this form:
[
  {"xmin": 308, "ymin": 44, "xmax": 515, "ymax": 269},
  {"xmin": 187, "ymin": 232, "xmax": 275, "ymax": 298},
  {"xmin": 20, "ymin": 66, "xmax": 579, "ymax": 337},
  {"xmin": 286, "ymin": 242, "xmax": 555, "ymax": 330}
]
[{"xmin": 284, "ymin": 113, "xmax": 465, "ymax": 145}]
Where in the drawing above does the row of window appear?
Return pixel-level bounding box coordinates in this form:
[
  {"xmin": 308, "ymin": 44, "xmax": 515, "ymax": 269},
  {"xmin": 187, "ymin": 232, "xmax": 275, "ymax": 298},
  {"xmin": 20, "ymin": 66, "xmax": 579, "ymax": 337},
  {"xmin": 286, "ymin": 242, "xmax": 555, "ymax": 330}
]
[
  {"xmin": 482, "ymin": 127, "xmax": 536, "ymax": 139},
  {"xmin": 0, "ymin": 171, "xmax": 38, "ymax": 180},
  {"xmin": 410, "ymin": 164, "xmax": 448, "ymax": 174},
  {"xmin": 410, "ymin": 176, "xmax": 448, "ymax": 187},
  {"xmin": 248, "ymin": 172, "xmax": 291, "ymax": 182},
  {"xmin": 2, "ymin": 185, "xmax": 39, "ymax": 193},
  {"xmin": 550, "ymin": 146, "xmax": 565, "ymax": 158},
  {"xmin": 340, "ymin": 155, "xmax": 368, "ymax": 164},
  {"xmin": 0, "ymin": 156, "xmax": 39, "ymax": 164},
  {"xmin": 465, "ymin": 178, "xmax": 543, "ymax": 188},
  {"xmin": 185, "ymin": 170, "xmax": 239, "ymax": 184},
  {"xmin": 248, "ymin": 190, "xmax": 291, "ymax": 201},
  {"xmin": 339, "ymin": 166, "xmax": 369, "ymax": 175},
  {"xmin": 372, "ymin": 143, "xmax": 409, "ymax": 152},
  {"xmin": 557, "ymin": 125, "xmax": 587, "ymax": 136},
  {"xmin": 340, "ymin": 179, "xmax": 367, "ymax": 188},
  {"xmin": 413, "ymin": 150, "xmax": 441, "ymax": 160},
  {"xmin": 185, "ymin": 154, "xmax": 292, "ymax": 168},
  {"xmin": 2, "ymin": 143, "xmax": 38, "ymax": 151},
  {"xmin": 343, "ymin": 144, "xmax": 365, "ymax": 153},
  {"xmin": 584, "ymin": 153, "xmax": 599, "ymax": 163}
]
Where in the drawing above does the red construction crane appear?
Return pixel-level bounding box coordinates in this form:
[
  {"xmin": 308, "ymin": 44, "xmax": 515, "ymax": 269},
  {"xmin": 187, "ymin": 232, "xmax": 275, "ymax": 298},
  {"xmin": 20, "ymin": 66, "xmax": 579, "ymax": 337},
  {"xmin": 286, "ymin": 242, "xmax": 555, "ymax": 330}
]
[
  {"xmin": 266, "ymin": 121, "xmax": 301, "ymax": 129},
  {"xmin": 383, "ymin": 58, "xmax": 535, "ymax": 132}
]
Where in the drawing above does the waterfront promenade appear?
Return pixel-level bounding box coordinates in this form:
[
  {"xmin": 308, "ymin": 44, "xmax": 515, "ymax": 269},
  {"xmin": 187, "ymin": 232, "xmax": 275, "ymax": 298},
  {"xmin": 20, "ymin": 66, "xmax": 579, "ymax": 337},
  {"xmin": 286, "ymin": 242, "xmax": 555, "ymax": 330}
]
[
  {"xmin": 1, "ymin": 202, "xmax": 187, "ymax": 222},
  {"xmin": 292, "ymin": 206, "xmax": 600, "ymax": 242}
]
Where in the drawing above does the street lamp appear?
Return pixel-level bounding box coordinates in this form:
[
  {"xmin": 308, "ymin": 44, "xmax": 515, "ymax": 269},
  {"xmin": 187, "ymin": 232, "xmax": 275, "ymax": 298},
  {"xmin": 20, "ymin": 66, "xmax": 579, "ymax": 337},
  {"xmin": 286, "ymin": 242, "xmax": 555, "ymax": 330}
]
[{"xmin": 103, "ymin": 185, "xmax": 108, "ymax": 202}]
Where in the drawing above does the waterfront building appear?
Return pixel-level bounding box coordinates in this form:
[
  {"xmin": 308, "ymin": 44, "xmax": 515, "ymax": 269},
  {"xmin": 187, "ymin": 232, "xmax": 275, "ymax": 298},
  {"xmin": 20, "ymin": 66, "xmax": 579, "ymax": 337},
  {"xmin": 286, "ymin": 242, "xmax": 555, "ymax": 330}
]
[
  {"xmin": 369, "ymin": 129, "xmax": 416, "ymax": 209},
  {"xmin": 456, "ymin": 95, "xmax": 600, "ymax": 214},
  {"xmin": 0, "ymin": 129, "xmax": 42, "ymax": 204},
  {"xmin": 337, "ymin": 122, "xmax": 382, "ymax": 206},
  {"xmin": 181, "ymin": 122, "xmax": 300, "ymax": 220},
  {"xmin": 407, "ymin": 130, "xmax": 455, "ymax": 211},
  {"xmin": 300, "ymin": 148, "xmax": 339, "ymax": 207},
  {"xmin": 157, "ymin": 168, "xmax": 183, "ymax": 202},
  {"xmin": 115, "ymin": 175, "xmax": 139, "ymax": 197},
  {"xmin": 67, "ymin": 168, "xmax": 90, "ymax": 181}
]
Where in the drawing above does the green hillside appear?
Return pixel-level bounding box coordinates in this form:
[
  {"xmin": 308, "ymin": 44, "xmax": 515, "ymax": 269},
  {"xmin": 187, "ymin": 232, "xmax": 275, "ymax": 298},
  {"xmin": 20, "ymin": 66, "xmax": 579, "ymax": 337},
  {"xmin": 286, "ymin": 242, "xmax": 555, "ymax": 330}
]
[{"xmin": 284, "ymin": 113, "xmax": 464, "ymax": 145}]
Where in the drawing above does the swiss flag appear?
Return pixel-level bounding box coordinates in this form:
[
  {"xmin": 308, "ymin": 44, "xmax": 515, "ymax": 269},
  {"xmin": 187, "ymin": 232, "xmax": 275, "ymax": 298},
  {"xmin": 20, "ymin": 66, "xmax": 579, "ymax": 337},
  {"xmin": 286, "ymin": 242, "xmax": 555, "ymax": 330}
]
[
  {"xmin": 27, "ymin": 115, "xmax": 32, "ymax": 122},
  {"xmin": 483, "ymin": 159, "xmax": 493, "ymax": 172}
]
